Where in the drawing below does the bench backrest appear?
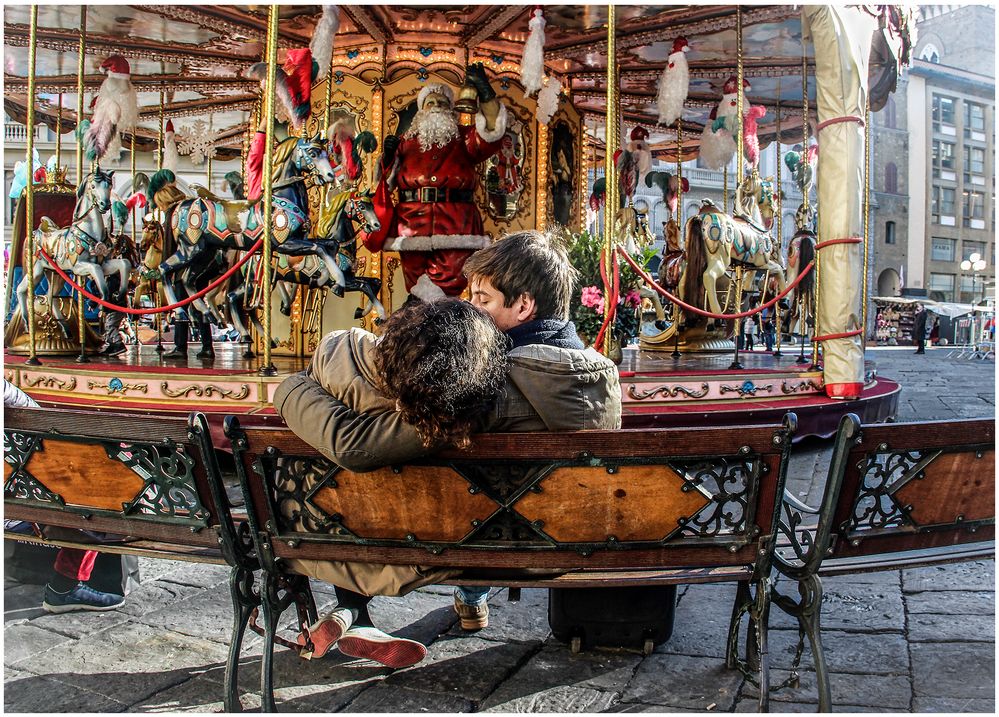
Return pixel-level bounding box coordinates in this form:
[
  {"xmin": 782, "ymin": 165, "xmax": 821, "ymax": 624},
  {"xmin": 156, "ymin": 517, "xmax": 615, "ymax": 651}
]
[
  {"xmin": 4, "ymin": 407, "xmax": 236, "ymax": 555},
  {"xmin": 777, "ymin": 414, "xmax": 995, "ymax": 578},
  {"xmin": 226, "ymin": 414, "xmax": 795, "ymax": 572}
]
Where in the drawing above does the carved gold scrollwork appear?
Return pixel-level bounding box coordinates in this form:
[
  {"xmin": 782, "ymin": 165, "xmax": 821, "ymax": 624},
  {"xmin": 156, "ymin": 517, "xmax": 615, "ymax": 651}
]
[
  {"xmin": 627, "ymin": 383, "xmax": 711, "ymax": 401},
  {"xmin": 88, "ymin": 379, "xmax": 148, "ymax": 395},
  {"xmin": 780, "ymin": 379, "xmax": 824, "ymax": 395},
  {"xmin": 22, "ymin": 375, "xmax": 77, "ymax": 391},
  {"xmin": 160, "ymin": 382, "xmax": 251, "ymax": 400}
]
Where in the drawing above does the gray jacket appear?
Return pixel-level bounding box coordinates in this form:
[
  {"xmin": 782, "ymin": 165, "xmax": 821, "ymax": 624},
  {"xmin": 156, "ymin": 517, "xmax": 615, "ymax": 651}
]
[{"xmin": 273, "ymin": 327, "xmax": 621, "ymax": 471}]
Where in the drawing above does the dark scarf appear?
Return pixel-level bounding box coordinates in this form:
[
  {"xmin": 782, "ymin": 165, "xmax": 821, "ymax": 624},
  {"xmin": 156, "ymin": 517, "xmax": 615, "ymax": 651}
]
[{"xmin": 507, "ymin": 319, "xmax": 584, "ymax": 350}]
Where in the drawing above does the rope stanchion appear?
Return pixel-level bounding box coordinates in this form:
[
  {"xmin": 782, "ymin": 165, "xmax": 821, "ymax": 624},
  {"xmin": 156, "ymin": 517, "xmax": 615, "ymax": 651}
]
[
  {"xmin": 617, "ymin": 245, "xmax": 814, "ymax": 321},
  {"xmin": 36, "ymin": 238, "xmax": 264, "ymax": 316}
]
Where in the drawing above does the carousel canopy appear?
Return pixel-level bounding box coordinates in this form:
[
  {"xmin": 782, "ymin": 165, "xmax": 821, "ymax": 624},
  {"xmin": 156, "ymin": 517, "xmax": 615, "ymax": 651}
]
[{"xmin": 3, "ymin": 5, "xmax": 913, "ymax": 161}]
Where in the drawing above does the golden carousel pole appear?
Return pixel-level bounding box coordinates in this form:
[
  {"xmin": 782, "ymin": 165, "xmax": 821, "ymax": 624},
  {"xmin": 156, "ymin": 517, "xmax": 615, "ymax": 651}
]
[
  {"xmin": 74, "ymin": 8, "xmax": 88, "ymax": 363},
  {"xmin": 155, "ymin": 89, "xmax": 166, "ymax": 352},
  {"xmin": 600, "ymin": 3, "xmax": 618, "ymax": 356},
  {"xmin": 773, "ymin": 76, "xmax": 783, "ymax": 358},
  {"xmin": 207, "ymin": 116, "xmax": 214, "ymax": 191},
  {"xmin": 728, "ymin": 5, "xmax": 745, "ymax": 371},
  {"xmin": 128, "ymin": 130, "xmax": 139, "ymax": 346},
  {"xmin": 671, "ymin": 120, "xmax": 683, "ymax": 359},
  {"xmin": 804, "ymin": 51, "xmax": 820, "ymax": 369},
  {"xmin": 24, "ymin": 4, "xmax": 41, "ymax": 365},
  {"xmin": 862, "ymin": 96, "xmax": 871, "ymax": 351},
  {"xmin": 258, "ymin": 4, "xmax": 280, "ymax": 376},
  {"xmin": 55, "ymin": 94, "xmax": 62, "ymax": 168}
]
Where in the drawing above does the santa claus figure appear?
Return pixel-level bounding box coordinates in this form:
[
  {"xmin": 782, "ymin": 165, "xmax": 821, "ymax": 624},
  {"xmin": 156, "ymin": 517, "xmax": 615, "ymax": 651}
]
[
  {"xmin": 83, "ymin": 55, "xmax": 138, "ymax": 162},
  {"xmin": 363, "ymin": 63, "xmax": 508, "ymax": 300},
  {"xmin": 495, "ymin": 133, "xmax": 521, "ymax": 193},
  {"xmin": 715, "ymin": 75, "xmax": 752, "ymax": 135},
  {"xmin": 627, "ymin": 126, "xmax": 653, "ymax": 182}
]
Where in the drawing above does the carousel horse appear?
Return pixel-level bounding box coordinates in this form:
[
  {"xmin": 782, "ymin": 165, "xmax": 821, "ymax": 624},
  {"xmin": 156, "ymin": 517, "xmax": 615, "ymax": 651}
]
[
  {"xmin": 156, "ymin": 134, "xmax": 338, "ymax": 321},
  {"xmin": 681, "ymin": 171, "xmax": 786, "ymax": 322},
  {"xmin": 782, "ymin": 204, "xmax": 817, "ymax": 329},
  {"xmin": 15, "ymin": 167, "xmax": 131, "ymax": 337},
  {"xmin": 224, "ymin": 188, "xmax": 386, "ymax": 340},
  {"xmin": 132, "ymin": 218, "xmax": 166, "ymax": 307}
]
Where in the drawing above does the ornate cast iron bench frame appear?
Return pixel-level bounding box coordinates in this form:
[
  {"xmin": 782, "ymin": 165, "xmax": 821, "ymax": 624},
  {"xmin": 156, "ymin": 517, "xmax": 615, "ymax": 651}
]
[
  {"xmin": 225, "ymin": 413, "xmax": 797, "ymax": 713},
  {"xmin": 2, "ymin": 407, "xmax": 256, "ymax": 713},
  {"xmin": 773, "ymin": 413, "xmax": 995, "ymax": 711}
]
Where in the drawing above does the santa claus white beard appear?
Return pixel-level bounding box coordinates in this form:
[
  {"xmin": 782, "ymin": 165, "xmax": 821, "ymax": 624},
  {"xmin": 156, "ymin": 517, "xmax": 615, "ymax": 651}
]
[{"xmin": 406, "ymin": 107, "xmax": 459, "ymax": 152}]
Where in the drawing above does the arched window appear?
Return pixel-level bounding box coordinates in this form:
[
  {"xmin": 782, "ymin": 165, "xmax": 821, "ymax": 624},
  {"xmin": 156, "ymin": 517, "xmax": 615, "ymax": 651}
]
[
  {"xmin": 884, "ymin": 163, "xmax": 898, "ymax": 194},
  {"xmin": 883, "ymin": 97, "xmax": 897, "ymax": 129},
  {"xmin": 920, "ymin": 43, "xmax": 940, "ymax": 64}
]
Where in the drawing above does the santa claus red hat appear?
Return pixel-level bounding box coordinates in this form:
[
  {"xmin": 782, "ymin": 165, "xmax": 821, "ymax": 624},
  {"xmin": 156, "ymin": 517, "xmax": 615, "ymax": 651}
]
[
  {"xmin": 100, "ymin": 55, "xmax": 130, "ymax": 79},
  {"xmin": 630, "ymin": 126, "xmax": 650, "ymax": 142},
  {"xmin": 723, "ymin": 75, "xmax": 752, "ymax": 94},
  {"xmin": 417, "ymin": 83, "xmax": 455, "ymax": 110},
  {"xmin": 165, "ymin": 120, "xmax": 175, "ymax": 134},
  {"xmin": 670, "ymin": 37, "xmax": 690, "ymax": 55}
]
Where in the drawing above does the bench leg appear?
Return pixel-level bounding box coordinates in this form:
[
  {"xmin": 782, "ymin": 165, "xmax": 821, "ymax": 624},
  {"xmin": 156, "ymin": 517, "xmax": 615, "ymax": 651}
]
[
  {"xmin": 726, "ymin": 580, "xmax": 751, "ymax": 669},
  {"xmin": 798, "ymin": 575, "xmax": 831, "ymax": 713},
  {"xmin": 259, "ymin": 572, "xmax": 283, "ymax": 713},
  {"xmin": 750, "ymin": 577, "xmax": 772, "ymax": 713},
  {"xmin": 224, "ymin": 565, "xmax": 257, "ymax": 713}
]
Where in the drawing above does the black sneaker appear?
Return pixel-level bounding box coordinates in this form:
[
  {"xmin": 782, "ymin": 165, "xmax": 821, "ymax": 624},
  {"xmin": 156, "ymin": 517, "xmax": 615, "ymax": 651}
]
[
  {"xmin": 42, "ymin": 582, "xmax": 125, "ymax": 613},
  {"xmin": 102, "ymin": 342, "xmax": 127, "ymax": 357}
]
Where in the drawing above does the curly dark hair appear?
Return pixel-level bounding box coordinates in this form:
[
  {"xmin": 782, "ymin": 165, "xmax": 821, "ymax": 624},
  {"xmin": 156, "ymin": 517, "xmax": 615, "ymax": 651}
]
[{"xmin": 374, "ymin": 298, "xmax": 509, "ymax": 449}]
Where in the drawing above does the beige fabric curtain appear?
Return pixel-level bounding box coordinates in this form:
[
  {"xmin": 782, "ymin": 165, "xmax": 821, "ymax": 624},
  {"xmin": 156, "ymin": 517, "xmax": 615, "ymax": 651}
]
[{"xmin": 801, "ymin": 6, "xmax": 878, "ymax": 398}]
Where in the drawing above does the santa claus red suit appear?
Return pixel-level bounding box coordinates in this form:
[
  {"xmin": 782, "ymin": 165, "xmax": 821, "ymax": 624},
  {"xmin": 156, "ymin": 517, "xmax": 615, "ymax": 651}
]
[{"xmin": 364, "ymin": 82, "xmax": 508, "ymax": 298}]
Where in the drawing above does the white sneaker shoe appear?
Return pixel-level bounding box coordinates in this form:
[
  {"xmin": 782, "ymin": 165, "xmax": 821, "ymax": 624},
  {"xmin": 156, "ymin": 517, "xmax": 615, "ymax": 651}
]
[
  {"xmin": 337, "ymin": 625, "xmax": 427, "ymax": 668},
  {"xmin": 298, "ymin": 607, "xmax": 353, "ymax": 660}
]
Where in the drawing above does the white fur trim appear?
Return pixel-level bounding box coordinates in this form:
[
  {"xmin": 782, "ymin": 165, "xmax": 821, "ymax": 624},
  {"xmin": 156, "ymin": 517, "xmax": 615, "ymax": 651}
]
[
  {"xmin": 106, "ymin": 71, "xmax": 130, "ymax": 80},
  {"xmin": 418, "ymin": 83, "xmax": 455, "ymax": 110},
  {"xmin": 475, "ymin": 102, "xmax": 508, "ymax": 143},
  {"xmin": 384, "ymin": 234, "xmax": 492, "ymax": 252},
  {"xmin": 410, "ymin": 273, "xmax": 447, "ymax": 301}
]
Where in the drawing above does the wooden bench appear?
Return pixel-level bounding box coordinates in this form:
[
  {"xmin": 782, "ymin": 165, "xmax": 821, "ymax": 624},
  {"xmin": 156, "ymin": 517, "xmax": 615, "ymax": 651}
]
[
  {"xmin": 2, "ymin": 407, "xmax": 256, "ymax": 713},
  {"xmin": 225, "ymin": 413, "xmax": 798, "ymax": 712},
  {"xmin": 772, "ymin": 413, "xmax": 995, "ymax": 711}
]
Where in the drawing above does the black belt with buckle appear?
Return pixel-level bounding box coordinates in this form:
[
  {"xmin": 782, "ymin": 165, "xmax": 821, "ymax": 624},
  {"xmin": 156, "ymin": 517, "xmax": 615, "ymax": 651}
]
[{"xmin": 400, "ymin": 187, "xmax": 474, "ymax": 203}]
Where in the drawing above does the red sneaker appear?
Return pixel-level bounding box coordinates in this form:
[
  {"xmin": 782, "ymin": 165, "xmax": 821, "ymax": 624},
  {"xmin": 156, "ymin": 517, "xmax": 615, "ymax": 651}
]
[
  {"xmin": 297, "ymin": 607, "xmax": 353, "ymax": 660},
  {"xmin": 337, "ymin": 626, "xmax": 427, "ymax": 668}
]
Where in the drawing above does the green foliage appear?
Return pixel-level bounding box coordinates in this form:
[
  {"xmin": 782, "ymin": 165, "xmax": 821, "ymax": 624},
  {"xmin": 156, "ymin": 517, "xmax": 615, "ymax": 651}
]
[{"xmin": 566, "ymin": 229, "xmax": 657, "ymax": 346}]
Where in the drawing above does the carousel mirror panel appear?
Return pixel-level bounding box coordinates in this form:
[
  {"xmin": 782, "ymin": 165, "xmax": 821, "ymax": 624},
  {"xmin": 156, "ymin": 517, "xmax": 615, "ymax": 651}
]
[{"xmin": 482, "ymin": 120, "xmax": 527, "ymax": 221}]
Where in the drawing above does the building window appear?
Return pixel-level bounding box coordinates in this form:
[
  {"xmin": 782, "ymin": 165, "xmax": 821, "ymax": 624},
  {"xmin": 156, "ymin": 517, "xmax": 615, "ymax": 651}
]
[
  {"xmin": 932, "ymin": 186, "xmax": 956, "ymax": 224},
  {"xmin": 920, "ymin": 43, "xmax": 941, "ymax": 63},
  {"xmin": 964, "ymin": 145, "xmax": 986, "ymax": 183},
  {"xmin": 883, "ymin": 97, "xmax": 897, "ymax": 129},
  {"xmin": 963, "ymin": 241, "xmax": 987, "ymax": 262},
  {"xmin": 884, "ymin": 163, "xmax": 898, "ymax": 193},
  {"xmin": 964, "ymin": 102, "xmax": 986, "ymax": 139},
  {"xmin": 931, "ymin": 237, "xmax": 956, "ymax": 262},
  {"xmin": 932, "ymin": 140, "xmax": 956, "ymax": 178},
  {"xmin": 928, "ymin": 273, "xmax": 955, "ymax": 302},
  {"xmin": 932, "ymin": 94, "xmax": 956, "ymax": 134},
  {"xmin": 963, "ymin": 190, "xmax": 986, "ymax": 228},
  {"xmin": 885, "ymin": 221, "xmax": 896, "ymax": 244}
]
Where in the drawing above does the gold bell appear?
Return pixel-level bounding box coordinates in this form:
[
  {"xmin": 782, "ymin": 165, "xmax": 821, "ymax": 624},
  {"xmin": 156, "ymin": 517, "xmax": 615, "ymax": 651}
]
[{"xmin": 453, "ymin": 80, "xmax": 479, "ymax": 115}]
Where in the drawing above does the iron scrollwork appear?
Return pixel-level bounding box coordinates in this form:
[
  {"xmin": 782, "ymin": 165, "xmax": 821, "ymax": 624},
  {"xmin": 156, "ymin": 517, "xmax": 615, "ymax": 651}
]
[
  {"xmin": 266, "ymin": 454, "xmax": 344, "ymax": 535},
  {"xmin": 3, "ymin": 430, "xmax": 61, "ymax": 505},
  {"xmin": 116, "ymin": 441, "xmax": 209, "ymax": 524},
  {"xmin": 628, "ymin": 382, "xmax": 711, "ymax": 400},
  {"xmin": 843, "ymin": 449, "xmax": 932, "ymax": 533},
  {"xmin": 674, "ymin": 455, "xmax": 757, "ymax": 537}
]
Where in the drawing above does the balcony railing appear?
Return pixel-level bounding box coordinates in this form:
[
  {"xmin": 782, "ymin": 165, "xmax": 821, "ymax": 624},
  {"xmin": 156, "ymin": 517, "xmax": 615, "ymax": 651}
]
[{"xmin": 4, "ymin": 122, "xmax": 54, "ymax": 144}]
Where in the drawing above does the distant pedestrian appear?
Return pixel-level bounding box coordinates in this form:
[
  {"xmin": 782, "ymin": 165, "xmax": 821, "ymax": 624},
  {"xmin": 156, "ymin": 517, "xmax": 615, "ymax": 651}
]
[
  {"xmin": 913, "ymin": 304, "xmax": 927, "ymax": 354},
  {"xmin": 744, "ymin": 318, "xmax": 757, "ymax": 351},
  {"xmin": 764, "ymin": 318, "xmax": 775, "ymax": 352}
]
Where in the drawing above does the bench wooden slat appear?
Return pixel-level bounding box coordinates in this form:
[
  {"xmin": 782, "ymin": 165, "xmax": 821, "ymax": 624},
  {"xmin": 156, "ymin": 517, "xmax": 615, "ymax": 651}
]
[
  {"xmin": 441, "ymin": 565, "xmax": 754, "ymax": 589},
  {"xmin": 4, "ymin": 531, "xmax": 227, "ymax": 565}
]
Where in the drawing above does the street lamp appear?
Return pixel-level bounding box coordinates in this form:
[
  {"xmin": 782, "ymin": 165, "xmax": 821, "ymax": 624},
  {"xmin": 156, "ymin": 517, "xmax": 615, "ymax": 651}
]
[{"xmin": 960, "ymin": 252, "xmax": 988, "ymax": 345}]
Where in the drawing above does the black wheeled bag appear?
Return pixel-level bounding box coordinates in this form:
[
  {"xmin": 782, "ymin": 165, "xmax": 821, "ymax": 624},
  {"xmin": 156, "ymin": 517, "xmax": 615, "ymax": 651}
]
[{"xmin": 548, "ymin": 585, "xmax": 677, "ymax": 654}]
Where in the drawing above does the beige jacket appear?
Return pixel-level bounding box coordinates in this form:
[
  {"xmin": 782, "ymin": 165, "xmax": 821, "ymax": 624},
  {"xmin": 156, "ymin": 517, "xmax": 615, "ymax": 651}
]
[{"xmin": 271, "ymin": 327, "xmax": 621, "ymax": 596}]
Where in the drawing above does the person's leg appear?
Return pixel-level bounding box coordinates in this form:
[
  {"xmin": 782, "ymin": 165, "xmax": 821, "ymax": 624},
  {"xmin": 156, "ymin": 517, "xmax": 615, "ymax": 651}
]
[
  {"xmin": 44, "ymin": 549, "xmax": 124, "ymax": 613},
  {"xmin": 453, "ymin": 586, "xmax": 490, "ymax": 630}
]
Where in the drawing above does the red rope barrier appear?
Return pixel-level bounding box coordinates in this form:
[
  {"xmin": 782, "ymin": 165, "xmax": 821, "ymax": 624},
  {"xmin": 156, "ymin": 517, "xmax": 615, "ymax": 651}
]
[
  {"xmin": 812, "ymin": 329, "xmax": 863, "ymax": 342},
  {"xmin": 815, "ymin": 236, "xmax": 863, "ymax": 249},
  {"xmin": 35, "ymin": 238, "xmax": 264, "ymax": 316},
  {"xmin": 816, "ymin": 115, "xmax": 865, "ymax": 132},
  {"xmin": 617, "ymin": 246, "xmax": 815, "ymax": 321}
]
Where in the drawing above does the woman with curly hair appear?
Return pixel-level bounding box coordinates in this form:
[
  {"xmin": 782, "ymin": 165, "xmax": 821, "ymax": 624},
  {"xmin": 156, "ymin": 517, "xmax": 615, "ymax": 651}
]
[{"xmin": 281, "ymin": 298, "xmax": 509, "ymax": 668}]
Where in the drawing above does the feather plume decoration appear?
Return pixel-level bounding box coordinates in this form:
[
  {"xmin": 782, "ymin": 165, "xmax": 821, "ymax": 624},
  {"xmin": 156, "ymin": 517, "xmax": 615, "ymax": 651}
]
[
  {"xmin": 535, "ymin": 76, "xmax": 560, "ymax": 125},
  {"xmin": 520, "ymin": 8, "xmax": 546, "ymax": 96},
  {"xmin": 246, "ymin": 62, "xmax": 306, "ymax": 129},
  {"xmin": 656, "ymin": 38, "xmax": 690, "ymax": 125},
  {"xmin": 125, "ymin": 192, "xmax": 147, "ymax": 212},
  {"xmin": 699, "ymin": 122, "xmax": 736, "ymax": 170},
  {"xmin": 311, "ymin": 5, "xmax": 340, "ymax": 80},
  {"xmin": 743, "ymin": 105, "xmax": 767, "ymax": 167}
]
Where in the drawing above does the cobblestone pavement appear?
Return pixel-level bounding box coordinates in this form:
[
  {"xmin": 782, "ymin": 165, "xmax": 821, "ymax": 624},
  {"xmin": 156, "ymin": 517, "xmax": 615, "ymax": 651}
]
[{"xmin": 4, "ymin": 347, "xmax": 995, "ymax": 712}]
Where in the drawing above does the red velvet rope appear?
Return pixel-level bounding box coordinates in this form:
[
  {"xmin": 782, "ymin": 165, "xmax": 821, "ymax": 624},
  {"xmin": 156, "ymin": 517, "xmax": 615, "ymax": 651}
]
[
  {"xmin": 816, "ymin": 115, "xmax": 865, "ymax": 132},
  {"xmin": 35, "ymin": 238, "xmax": 264, "ymax": 315},
  {"xmin": 815, "ymin": 236, "xmax": 863, "ymax": 249},
  {"xmin": 617, "ymin": 246, "xmax": 815, "ymax": 321},
  {"xmin": 812, "ymin": 329, "xmax": 863, "ymax": 342}
]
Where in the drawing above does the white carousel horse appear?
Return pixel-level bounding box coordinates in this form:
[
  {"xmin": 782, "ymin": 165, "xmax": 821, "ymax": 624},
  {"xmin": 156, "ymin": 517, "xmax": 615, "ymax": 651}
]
[
  {"xmin": 681, "ymin": 171, "xmax": 786, "ymax": 319},
  {"xmin": 16, "ymin": 167, "xmax": 132, "ymax": 337}
]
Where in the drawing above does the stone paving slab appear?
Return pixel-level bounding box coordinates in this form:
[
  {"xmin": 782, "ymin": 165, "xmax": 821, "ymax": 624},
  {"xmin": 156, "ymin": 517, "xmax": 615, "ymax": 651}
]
[
  {"xmin": 902, "ymin": 561, "xmax": 995, "ymax": 592},
  {"xmin": 910, "ymin": 642, "xmax": 995, "ymax": 700}
]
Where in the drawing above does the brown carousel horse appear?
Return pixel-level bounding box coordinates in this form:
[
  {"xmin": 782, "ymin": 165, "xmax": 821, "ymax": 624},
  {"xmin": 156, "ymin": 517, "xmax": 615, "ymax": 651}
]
[{"xmin": 132, "ymin": 217, "xmax": 167, "ymax": 308}]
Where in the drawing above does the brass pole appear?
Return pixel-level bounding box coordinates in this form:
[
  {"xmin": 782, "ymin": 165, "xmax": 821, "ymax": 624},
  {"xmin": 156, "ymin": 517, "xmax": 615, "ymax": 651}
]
[
  {"xmin": 207, "ymin": 115, "xmax": 213, "ymax": 190},
  {"xmin": 723, "ymin": 166, "xmax": 728, "ymax": 213},
  {"xmin": 155, "ymin": 87, "xmax": 166, "ymax": 351},
  {"xmin": 130, "ymin": 131, "xmax": 139, "ymax": 346},
  {"xmin": 24, "ymin": 4, "xmax": 41, "ymax": 365},
  {"xmin": 324, "ymin": 47, "xmax": 336, "ymax": 135},
  {"xmin": 736, "ymin": 7, "xmax": 744, "ymax": 180},
  {"xmin": 862, "ymin": 96, "xmax": 871, "ymax": 349},
  {"xmin": 158, "ymin": 89, "xmax": 165, "ymax": 171},
  {"xmin": 774, "ymin": 77, "xmax": 783, "ymax": 357},
  {"xmin": 728, "ymin": 264, "xmax": 745, "ymax": 370},
  {"xmin": 600, "ymin": 3, "xmax": 618, "ymax": 356},
  {"xmin": 804, "ymin": 54, "xmax": 819, "ymax": 367},
  {"xmin": 672, "ymin": 120, "xmax": 683, "ymax": 359},
  {"xmin": 259, "ymin": 4, "xmax": 280, "ymax": 376},
  {"xmin": 73, "ymin": 7, "xmax": 88, "ymax": 362},
  {"xmin": 55, "ymin": 93, "xmax": 62, "ymax": 168}
]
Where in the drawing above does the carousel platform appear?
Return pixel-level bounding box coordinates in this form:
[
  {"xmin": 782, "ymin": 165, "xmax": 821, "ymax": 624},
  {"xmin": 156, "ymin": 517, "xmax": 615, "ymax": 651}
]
[{"xmin": 5, "ymin": 341, "xmax": 899, "ymax": 444}]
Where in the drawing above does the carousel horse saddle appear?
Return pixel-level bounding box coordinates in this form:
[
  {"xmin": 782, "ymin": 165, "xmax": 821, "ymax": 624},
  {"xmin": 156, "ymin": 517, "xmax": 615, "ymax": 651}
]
[
  {"xmin": 731, "ymin": 210, "xmax": 769, "ymax": 234},
  {"xmin": 195, "ymin": 187, "xmax": 256, "ymax": 234}
]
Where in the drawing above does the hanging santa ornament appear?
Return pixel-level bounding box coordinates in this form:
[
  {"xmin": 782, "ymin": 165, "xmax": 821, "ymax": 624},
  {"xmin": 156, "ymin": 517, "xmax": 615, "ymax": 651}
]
[
  {"xmin": 246, "ymin": 47, "xmax": 315, "ymax": 129},
  {"xmin": 627, "ymin": 126, "xmax": 652, "ymax": 183},
  {"xmin": 698, "ymin": 76, "xmax": 751, "ymax": 170},
  {"xmin": 656, "ymin": 37, "xmax": 690, "ymax": 125},
  {"xmin": 742, "ymin": 105, "xmax": 767, "ymax": 168},
  {"xmin": 163, "ymin": 119, "xmax": 180, "ymax": 171},
  {"xmin": 535, "ymin": 75, "xmax": 560, "ymax": 125},
  {"xmin": 520, "ymin": 7, "xmax": 546, "ymax": 96},
  {"xmin": 82, "ymin": 55, "xmax": 139, "ymax": 162},
  {"xmin": 310, "ymin": 5, "xmax": 340, "ymax": 79}
]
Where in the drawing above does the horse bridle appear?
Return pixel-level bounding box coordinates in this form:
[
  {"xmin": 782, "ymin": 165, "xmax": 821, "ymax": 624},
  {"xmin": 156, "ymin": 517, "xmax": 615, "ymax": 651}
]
[
  {"xmin": 344, "ymin": 193, "xmax": 376, "ymax": 233},
  {"xmin": 68, "ymin": 175, "xmax": 111, "ymax": 249}
]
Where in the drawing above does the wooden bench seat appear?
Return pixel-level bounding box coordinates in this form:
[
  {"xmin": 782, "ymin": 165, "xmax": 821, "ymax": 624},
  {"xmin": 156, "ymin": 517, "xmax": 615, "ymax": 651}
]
[
  {"xmin": 3, "ymin": 407, "xmax": 255, "ymax": 712},
  {"xmin": 772, "ymin": 413, "xmax": 995, "ymax": 711},
  {"xmin": 225, "ymin": 414, "xmax": 798, "ymax": 712}
]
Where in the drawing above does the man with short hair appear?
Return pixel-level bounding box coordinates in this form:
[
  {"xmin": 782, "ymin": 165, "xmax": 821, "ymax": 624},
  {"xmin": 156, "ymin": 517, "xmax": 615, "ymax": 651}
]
[{"xmin": 276, "ymin": 231, "xmax": 621, "ymax": 635}]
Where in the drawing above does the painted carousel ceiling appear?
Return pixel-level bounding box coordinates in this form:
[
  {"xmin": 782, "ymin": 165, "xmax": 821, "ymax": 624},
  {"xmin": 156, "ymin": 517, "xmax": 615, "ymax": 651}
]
[{"xmin": 3, "ymin": 4, "xmax": 910, "ymax": 159}]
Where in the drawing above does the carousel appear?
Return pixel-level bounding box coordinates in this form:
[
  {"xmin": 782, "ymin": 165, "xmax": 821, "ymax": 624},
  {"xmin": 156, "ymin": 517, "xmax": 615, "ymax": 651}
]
[{"xmin": 3, "ymin": 4, "xmax": 913, "ymax": 439}]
